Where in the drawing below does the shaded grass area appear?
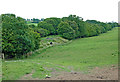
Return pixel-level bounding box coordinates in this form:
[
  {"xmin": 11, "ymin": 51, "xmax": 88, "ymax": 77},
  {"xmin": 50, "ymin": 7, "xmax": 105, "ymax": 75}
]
[{"xmin": 2, "ymin": 27, "xmax": 118, "ymax": 80}]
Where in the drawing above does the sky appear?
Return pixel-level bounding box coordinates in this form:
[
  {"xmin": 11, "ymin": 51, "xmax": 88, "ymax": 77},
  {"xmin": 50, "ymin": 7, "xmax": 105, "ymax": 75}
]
[{"xmin": 0, "ymin": 0, "xmax": 119, "ymax": 22}]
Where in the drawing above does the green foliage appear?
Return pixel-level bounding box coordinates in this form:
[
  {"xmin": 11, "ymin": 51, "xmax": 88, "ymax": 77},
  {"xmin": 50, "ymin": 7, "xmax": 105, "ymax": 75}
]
[
  {"xmin": 44, "ymin": 18, "xmax": 61, "ymax": 34},
  {"xmin": 1, "ymin": 14, "xmax": 118, "ymax": 59},
  {"xmin": 62, "ymin": 15, "xmax": 83, "ymax": 22},
  {"xmin": 85, "ymin": 20, "xmax": 114, "ymax": 34},
  {"xmin": 57, "ymin": 22, "xmax": 75, "ymax": 40},
  {"xmin": 38, "ymin": 21, "xmax": 55, "ymax": 35},
  {"xmin": 67, "ymin": 21, "xmax": 80, "ymax": 38},
  {"xmin": 108, "ymin": 22, "xmax": 118, "ymax": 28},
  {"xmin": 38, "ymin": 17, "xmax": 61, "ymax": 35},
  {"xmin": 31, "ymin": 18, "xmax": 40, "ymax": 23},
  {"xmin": 60, "ymin": 15, "xmax": 117, "ymax": 39},
  {"xmin": 62, "ymin": 32, "xmax": 75, "ymax": 40},
  {"xmin": 27, "ymin": 28, "xmax": 41, "ymax": 50},
  {"xmin": 34, "ymin": 27, "xmax": 50, "ymax": 37},
  {"xmin": 2, "ymin": 14, "xmax": 40, "ymax": 59}
]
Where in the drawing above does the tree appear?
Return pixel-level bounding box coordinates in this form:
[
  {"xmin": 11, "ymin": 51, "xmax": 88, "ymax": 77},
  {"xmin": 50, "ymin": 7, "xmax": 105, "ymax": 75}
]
[
  {"xmin": 67, "ymin": 21, "xmax": 80, "ymax": 38},
  {"xmin": 38, "ymin": 21, "xmax": 55, "ymax": 35},
  {"xmin": 57, "ymin": 22, "xmax": 75, "ymax": 40},
  {"xmin": 2, "ymin": 14, "xmax": 40, "ymax": 59},
  {"xmin": 44, "ymin": 17, "xmax": 61, "ymax": 34},
  {"xmin": 33, "ymin": 27, "xmax": 50, "ymax": 37}
]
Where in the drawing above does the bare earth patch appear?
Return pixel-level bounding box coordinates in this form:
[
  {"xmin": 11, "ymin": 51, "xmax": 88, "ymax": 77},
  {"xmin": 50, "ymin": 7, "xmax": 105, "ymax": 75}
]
[
  {"xmin": 20, "ymin": 70, "xmax": 39, "ymax": 80},
  {"xmin": 19, "ymin": 65, "xmax": 118, "ymax": 80},
  {"xmin": 43, "ymin": 65, "xmax": 118, "ymax": 80}
]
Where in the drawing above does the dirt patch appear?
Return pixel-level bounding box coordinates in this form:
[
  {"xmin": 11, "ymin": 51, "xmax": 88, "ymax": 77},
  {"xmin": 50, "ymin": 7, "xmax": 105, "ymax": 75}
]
[
  {"xmin": 88, "ymin": 65, "xmax": 118, "ymax": 80},
  {"xmin": 19, "ymin": 65, "xmax": 118, "ymax": 80},
  {"xmin": 43, "ymin": 65, "xmax": 118, "ymax": 80},
  {"xmin": 19, "ymin": 70, "xmax": 39, "ymax": 80}
]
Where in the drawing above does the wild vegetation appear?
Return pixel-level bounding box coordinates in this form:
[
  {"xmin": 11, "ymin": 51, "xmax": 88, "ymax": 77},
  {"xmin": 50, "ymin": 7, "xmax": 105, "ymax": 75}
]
[{"xmin": 1, "ymin": 14, "xmax": 118, "ymax": 59}]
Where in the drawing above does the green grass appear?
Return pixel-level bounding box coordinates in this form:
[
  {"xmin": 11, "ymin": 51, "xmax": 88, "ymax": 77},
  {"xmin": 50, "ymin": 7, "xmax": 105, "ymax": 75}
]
[
  {"xmin": 27, "ymin": 23, "xmax": 38, "ymax": 26},
  {"xmin": 2, "ymin": 27, "xmax": 118, "ymax": 80},
  {"xmin": 2, "ymin": 59, "xmax": 70, "ymax": 80},
  {"xmin": 33, "ymin": 27, "xmax": 118, "ymax": 71}
]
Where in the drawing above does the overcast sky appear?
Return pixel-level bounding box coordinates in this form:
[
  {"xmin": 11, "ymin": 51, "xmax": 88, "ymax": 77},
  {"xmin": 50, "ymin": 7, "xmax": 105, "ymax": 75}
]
[{"xmin": 0, "ymin": 0, "xmax": 119, "ymax": 22}]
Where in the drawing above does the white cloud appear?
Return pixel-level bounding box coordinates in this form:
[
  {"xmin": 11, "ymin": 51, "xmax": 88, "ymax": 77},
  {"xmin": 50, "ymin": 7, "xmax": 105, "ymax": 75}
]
[{"xmin": 0, "ymin": 0, "xmax": 119, "ymax": 22}]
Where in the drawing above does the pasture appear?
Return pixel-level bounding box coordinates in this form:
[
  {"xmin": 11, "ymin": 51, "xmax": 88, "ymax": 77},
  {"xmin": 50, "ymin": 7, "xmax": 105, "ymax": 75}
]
[{"xmin": 2, "ymin": 27, "xmax": 118, "ymax": 80}]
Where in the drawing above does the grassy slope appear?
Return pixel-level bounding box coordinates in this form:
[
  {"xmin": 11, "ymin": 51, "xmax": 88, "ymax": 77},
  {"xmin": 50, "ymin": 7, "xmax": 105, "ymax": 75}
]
[
  {"xmin": 33, "ymin": 27, "xmax": 118, "ymax": 71},
  {"xmin": 2, "ymin": 27, "xmax": 118, "ymax": 80}
]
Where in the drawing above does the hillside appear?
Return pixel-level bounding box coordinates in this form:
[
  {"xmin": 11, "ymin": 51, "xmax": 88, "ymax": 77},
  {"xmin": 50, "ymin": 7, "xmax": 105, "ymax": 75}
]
[
  {"xmin": 2, "ymin": 27, "xmax": 118, "ymax": 80},
  {"xmin": 1, "ymin": 14, "xmax": 118, "ymax": 59}
]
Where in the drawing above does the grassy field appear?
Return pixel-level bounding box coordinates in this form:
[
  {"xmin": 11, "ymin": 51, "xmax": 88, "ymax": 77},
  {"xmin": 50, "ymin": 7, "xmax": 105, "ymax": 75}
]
[
  {"xmin": 27, "ymin": 23, "xmax": 38, "ymax": 26},
  {"xmin": 2, "ymin": 27, "xmax": 118, "ymax": 80}
]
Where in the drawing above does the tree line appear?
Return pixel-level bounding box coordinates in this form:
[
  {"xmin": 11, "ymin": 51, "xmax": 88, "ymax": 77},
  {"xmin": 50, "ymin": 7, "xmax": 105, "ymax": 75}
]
[
  {"xmin": 26, "ymin": 18, "xmax": 44, "ymax": 23},
  {"xmin": 1, "ymin": 14, "xmax": 118, "ymax": 59}
]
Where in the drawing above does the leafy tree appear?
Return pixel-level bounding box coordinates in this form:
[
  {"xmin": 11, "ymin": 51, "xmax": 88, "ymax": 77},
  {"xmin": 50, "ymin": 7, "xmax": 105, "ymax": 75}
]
[
  {"xmin": 38, "ymin": 21, "xmax": 55, "ymax": 35},
  {"xmin": 2, "ymin": 14, "xmax": 40, "ymax": 59},
  {"xmin": 62, "ymin": 15, "xmax": 83, "ymax": 22},
  {"xmin": 57, "ymin": 22, "xmax": 75, "ymax": 40},
  {"xmin": 75, "ymin": 20, "xmax": 87, "ymax": 37},
  {"xmin": 44, "ymin": 17, "xmax": 61, "ymax": 34},
  {"xmin": 33, "ymin": 27, "xmax": 50, "ymax": 37},
  {"xmin": 67, "ymin": 21, "xmax": 80, "ymax": 38}
]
